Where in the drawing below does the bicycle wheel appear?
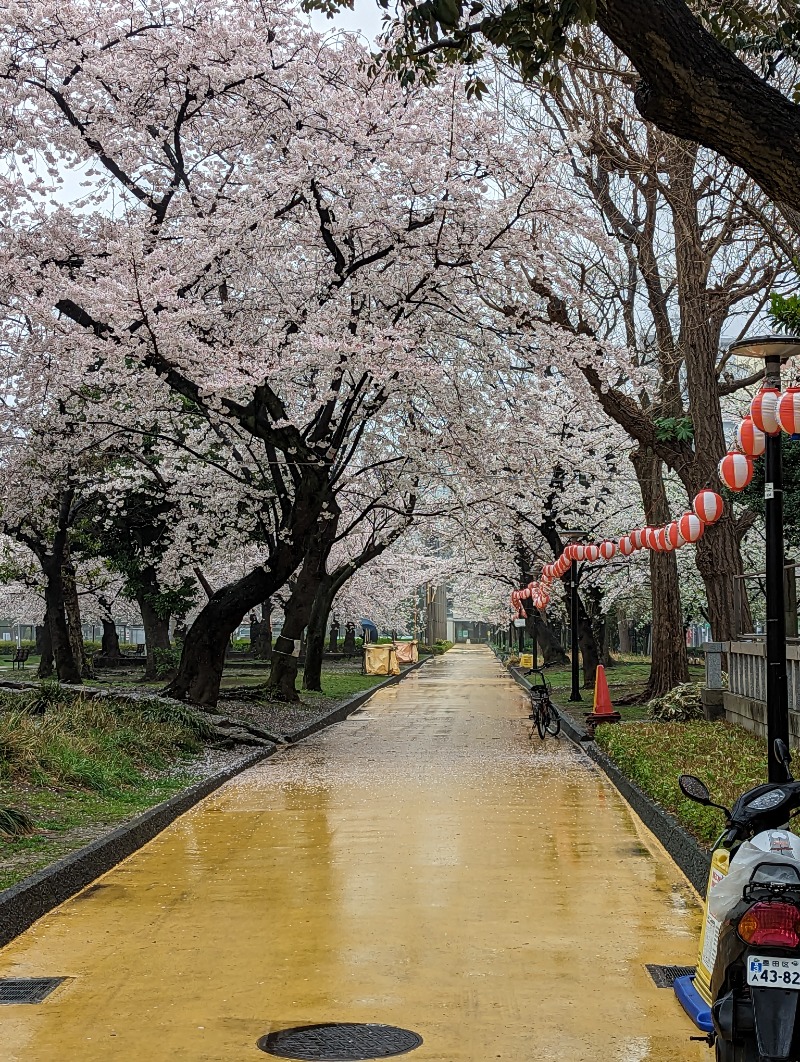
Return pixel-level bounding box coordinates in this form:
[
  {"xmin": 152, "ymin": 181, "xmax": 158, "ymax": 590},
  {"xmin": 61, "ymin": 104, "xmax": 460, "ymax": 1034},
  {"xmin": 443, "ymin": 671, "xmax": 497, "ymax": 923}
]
[
  {"xmin": 535, "ymin": 703, "xmax": 548, "ymax": 740},
  {"xmin": 545, "ymin": 701, "xmax": 561, "ymax": 737}
]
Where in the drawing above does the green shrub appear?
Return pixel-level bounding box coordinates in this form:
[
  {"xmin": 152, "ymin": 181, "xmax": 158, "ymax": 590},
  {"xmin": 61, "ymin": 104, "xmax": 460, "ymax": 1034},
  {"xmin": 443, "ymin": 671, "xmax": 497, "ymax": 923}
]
[
  {"xmin": 153, "ymin": 647, "xmax": 181, "ymax": 677},
  {"xmin": 0, "ymin": 640, "xmax": 36, "ymax": 657},
  {"xmin": 230, "ymin": 638, "xmax": 251, "ymax": 652},
  {"xmin": 647, "ymin": 682, "xmax": 705, "ymax": 722},
  {"xmin": 419, "ymin": 640, "xmax": 454, "ymax": 656},
  {"xmin": 646, "ymin": 678, "xmax": 728, "ymax": 722}
]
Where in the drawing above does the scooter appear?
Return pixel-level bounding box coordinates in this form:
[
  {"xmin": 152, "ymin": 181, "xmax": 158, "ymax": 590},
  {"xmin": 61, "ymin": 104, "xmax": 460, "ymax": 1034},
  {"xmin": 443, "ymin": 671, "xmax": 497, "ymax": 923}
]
[{"xmin": 677, "ymin": 740, "xmax": 800, "ymax": 1061}]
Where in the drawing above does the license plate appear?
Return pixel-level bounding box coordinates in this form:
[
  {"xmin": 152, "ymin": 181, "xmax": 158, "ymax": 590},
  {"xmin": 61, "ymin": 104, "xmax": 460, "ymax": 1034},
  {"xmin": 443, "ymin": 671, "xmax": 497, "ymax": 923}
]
[{"xmin": 747, "ymin": 956, "xmax": 800, "ymax": 989}]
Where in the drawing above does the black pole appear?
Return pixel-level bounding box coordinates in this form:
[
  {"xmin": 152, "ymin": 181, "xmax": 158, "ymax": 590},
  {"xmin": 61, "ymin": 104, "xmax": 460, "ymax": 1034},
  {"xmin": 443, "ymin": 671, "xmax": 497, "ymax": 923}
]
[
  {"xmin": 569, "ymin": 559, "xmax": 581, "ymax": 702},
  {"xmin": 764, "ymin": 354, "xmax": 789, "ymax": 782}
]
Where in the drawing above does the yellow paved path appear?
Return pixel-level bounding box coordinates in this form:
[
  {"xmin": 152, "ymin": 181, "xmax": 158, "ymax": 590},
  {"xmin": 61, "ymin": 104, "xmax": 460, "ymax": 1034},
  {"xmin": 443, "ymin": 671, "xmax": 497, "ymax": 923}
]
[{"xmin": 0, "ymin": 646, "xmax": 707, "ymax": 1061}]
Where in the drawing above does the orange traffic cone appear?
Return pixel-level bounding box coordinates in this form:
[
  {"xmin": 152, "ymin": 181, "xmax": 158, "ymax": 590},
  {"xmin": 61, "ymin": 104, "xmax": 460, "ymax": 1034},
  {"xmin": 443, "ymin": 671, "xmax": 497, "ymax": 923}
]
[{"xmin": 585, "ymin": 664, "xmax": 621, "ymax": 734}]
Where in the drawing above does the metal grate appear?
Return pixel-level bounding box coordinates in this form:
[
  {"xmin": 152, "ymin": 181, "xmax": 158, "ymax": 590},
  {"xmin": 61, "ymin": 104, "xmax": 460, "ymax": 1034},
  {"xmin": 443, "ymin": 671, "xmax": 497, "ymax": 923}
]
[
  {"xmin": 258, "ymin": 1023, "xmax": 423, "ymax": 1060},
  {"xmin": 646, "ymin": 964, "xmax": 696, "ymax": 988},
  {"xmin": 0, "ymin": 978, "xmax": 66, "ymax": 1004}
]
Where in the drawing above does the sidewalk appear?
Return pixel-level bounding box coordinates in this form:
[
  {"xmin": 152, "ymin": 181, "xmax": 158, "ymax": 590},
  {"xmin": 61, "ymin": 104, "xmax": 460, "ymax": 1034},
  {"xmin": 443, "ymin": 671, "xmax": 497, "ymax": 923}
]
[{"xmin": 0, "ymin": 646, "xmax": 707, "ymax": 1061}]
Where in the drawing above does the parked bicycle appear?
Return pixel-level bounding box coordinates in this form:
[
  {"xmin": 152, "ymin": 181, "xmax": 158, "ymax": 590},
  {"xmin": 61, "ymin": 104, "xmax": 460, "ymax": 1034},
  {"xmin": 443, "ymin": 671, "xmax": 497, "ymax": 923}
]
[{"xmin": 526, "ymin": 666, "xmax": 561, "ymax": 740}]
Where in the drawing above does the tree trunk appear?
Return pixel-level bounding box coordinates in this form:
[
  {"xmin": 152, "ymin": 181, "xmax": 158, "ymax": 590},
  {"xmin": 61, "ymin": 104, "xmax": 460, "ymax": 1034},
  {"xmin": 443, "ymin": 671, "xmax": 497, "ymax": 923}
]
[
  {"xmin": 138, "ymin": 595, "xmax": 171, "ymax": 680},
  {"xmin": 595, "ymin": 0, "xmax": 800, "ymax": 218},
  {"xmin": 100, "ymin": 619, "xmax": 122, "ymax": 659},
  {"xmin": 303, "ymin": 574, "xmax": 335, "ymax": 693},
  {"xmin": 62, "ymin": 555, "xmax": 92, "ymax": 678},
  {"xmin": 41, "ymin": 559, "xmax": 81, "ymax": 684},
  {"xmin": 164, "ymin": 559, "xmax": 297, "ymax": 705},
  {"xmin": 269, "ymin": 526, "xmax": 336, "ymax": 701},
  {"xmin": 260, "ymin": 600, "xmax": 273, "ymax": 659},
  {"xmin": 36, "ymin": 610, "xmax": 54, "ymax": 679},
  {"xmin": 631, "ymin": 447, "xmax": 689, "ymax": 698},
  {"xmin": 617, "ymin": 608, "xmax": 632, "ymax": 654},
  {"xmin": 527, "ymin": 614, "xmax": 568, "ymax": 666}
]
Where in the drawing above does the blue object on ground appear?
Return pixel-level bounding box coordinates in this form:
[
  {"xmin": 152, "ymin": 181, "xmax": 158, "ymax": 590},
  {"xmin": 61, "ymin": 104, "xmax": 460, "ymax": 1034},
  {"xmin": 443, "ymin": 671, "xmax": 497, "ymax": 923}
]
[{"xmin": 674, "ymin": 975, "xmax": 713, "ymax": 1033}]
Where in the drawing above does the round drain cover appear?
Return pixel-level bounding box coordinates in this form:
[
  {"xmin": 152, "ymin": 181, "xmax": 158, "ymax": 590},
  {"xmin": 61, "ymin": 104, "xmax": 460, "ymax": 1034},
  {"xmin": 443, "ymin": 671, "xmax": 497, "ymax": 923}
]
[{"xmin": 257, "ymin": 1022, "xmax": 423, "ymax": 1060}]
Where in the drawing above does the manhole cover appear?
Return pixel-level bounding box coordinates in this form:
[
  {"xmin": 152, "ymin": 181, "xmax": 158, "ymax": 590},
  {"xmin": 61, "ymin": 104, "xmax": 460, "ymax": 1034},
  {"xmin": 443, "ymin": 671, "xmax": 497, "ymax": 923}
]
[
  {"xmin": 646, "ymin": 964, "xmax": 696, "ymax": 988},
  {"xmin": 258, "ymin": 1023, "xmax": 423, "ymax": 1060},
  {"xmin": 0, "ymin": 978, "xmax": 66, "ymax": 1004}
]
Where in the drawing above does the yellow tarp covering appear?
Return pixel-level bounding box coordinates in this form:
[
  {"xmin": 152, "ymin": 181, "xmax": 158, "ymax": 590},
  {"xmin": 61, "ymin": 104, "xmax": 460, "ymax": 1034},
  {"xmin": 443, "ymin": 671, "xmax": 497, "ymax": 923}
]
[
  {"xmin": 363, "ymin": 644, "xmax": 400, "ymax": 676},
  {"xmin": 394, "ymin": 641, "xmax": 418, "ymax": 665}
]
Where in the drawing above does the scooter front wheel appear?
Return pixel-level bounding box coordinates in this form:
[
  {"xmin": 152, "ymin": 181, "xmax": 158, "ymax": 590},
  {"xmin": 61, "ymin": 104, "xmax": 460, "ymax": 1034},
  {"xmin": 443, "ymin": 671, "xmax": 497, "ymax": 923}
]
[{"xmin": 715, "ymin": 1036, "xmax": 760, "ymax": 1062}]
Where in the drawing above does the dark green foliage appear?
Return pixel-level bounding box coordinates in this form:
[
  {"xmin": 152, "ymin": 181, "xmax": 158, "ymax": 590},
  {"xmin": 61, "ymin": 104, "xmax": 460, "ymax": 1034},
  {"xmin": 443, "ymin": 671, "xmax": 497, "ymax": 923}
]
[
  {"xmin": 771, "ymin": 291, "xmax": 800, "ymax": 336},
  {"xmin": 153, "ymin": 647, "xmax": 181, "ymax": 677},
  {"xmin": 136, "ymin": 697, "xmax": 215, "ymax": 740},
  {"xmin": 654, "ymin": 416, "xmax": 694, "ymax": 443},
  {"xmin": 0, "ymin": 807, "xmax": 35, "ymax": 837},
  {"xmin": 735, "ymin": 438, "xmax": 800, "ymax": 548}
]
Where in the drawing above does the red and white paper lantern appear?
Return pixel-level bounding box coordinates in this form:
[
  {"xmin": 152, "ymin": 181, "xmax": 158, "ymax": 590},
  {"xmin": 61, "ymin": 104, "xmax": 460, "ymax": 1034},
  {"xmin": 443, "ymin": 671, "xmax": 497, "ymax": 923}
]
[
  {"xmin": 693, "ymin": 490, "xmax": 724, "ymax": 524},
  {"xmin": 778, "ymin": 387, "xmax": 800, "ymax": 437},
  {"xmin": 630, "ymin": 529, "xmax": 645, "ymax": 550},
  {"xmin": 665, "ymin": 522, "xmax": 681, "ymax": 549},
  {"xmin": 678, "ymin": 512, "xmax": 705, "ymax": 543},
  {"xmin": 573, "ymin": 544, "xmax": 586, "ymax": 562},
  {"xmin": 618, "ymin": 536, "xmax": 635, "ymax": 556},
  {"xmin": 584, "ymin": 544, "xmax": 600, "ymax": 562},
  {"xmin": 751, "ymin": 387, "xmax": 781, "ymax": 436},
  {"xmin": 599, "ymin": 540, "xmax": 616, "ymax": 561},
  {"xmin": 736, "ymin": 416, "xmax": 766, "ymax": 457},
  {"xmin": 718, "ymin": 451, "xmax": 753, "ymax": 492}
]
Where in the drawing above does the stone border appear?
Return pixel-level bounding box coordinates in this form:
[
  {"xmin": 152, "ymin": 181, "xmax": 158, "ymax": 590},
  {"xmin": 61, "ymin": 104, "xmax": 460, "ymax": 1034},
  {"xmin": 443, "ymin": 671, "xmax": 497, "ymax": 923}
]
[
  {"xmin": 0, "ymin": 654, "xmax": 434, "ymax": 949},
  {"xmin": 507, "ymin": 663, "xmax": 711, "ymax": 894}
]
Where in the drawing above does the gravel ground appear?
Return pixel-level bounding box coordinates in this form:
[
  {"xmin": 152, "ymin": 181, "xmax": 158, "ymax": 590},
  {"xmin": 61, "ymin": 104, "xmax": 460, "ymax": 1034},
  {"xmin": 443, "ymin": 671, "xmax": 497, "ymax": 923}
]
[{"xmin": 217, "ymin": 693, "xmax": 342, "ymax": 737}]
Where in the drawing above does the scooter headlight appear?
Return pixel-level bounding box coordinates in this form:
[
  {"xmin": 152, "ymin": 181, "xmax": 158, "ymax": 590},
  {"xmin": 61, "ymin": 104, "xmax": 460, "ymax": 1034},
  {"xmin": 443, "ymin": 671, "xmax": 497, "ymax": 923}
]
[{"xmin": 738, "ymin": 902, "xmax": 800, "ymax": 948}]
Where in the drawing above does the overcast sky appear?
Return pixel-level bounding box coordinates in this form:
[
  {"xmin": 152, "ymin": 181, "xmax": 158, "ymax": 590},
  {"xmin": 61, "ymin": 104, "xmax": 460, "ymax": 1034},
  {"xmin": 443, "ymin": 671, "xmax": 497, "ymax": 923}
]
[{"xmin": 309, "ymin": 0, "xmax": 384, "ymax": 43}]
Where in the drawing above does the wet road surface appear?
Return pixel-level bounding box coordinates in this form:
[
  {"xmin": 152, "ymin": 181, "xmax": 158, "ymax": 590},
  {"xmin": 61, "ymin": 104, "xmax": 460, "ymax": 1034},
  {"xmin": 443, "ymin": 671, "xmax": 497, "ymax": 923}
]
[{"xmin": 0, "ymin": 646, "xmax": 707, "ymax": 1061}]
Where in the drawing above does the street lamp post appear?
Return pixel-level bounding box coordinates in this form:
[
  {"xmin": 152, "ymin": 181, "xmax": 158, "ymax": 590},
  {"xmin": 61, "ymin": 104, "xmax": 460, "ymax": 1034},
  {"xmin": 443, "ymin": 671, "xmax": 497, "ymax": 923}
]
[
  {"xmin": 563, "ymin": 530, "xmax": 584, "ymax": 703},
  {"xmin": 728, "ymin": 335, "xmax": 800, "ymax": 782}
]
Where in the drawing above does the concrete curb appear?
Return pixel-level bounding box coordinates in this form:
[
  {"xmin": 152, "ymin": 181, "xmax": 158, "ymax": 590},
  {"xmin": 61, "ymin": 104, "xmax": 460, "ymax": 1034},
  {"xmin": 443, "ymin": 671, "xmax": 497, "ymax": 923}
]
[
  {"xmin": 0, "ymin": 653, "xmax": 435, "ymax": 949},
  {"xmin": 507, "ymin": 662, "xmax": 711, "ymax": 894}
]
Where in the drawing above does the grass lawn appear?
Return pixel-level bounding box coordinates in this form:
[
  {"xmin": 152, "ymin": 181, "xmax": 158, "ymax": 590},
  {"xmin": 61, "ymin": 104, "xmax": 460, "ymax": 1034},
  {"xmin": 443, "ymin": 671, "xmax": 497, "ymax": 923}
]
[
  {"xmin": 595, "ymin": 719, "xmax": 773, "ymax": 847},
  {"xmin": 514, "ymin": 654, "xmax": 706, "ymax": 724},
  {"xmin": 304, "ymin": 672, "xmax": 385, "ymax": 699}
]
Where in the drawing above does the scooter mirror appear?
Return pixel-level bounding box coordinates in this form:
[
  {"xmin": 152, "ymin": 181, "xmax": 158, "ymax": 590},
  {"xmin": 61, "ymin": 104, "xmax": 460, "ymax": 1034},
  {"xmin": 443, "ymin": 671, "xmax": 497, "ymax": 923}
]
[
  {"xmin": 775, "ymin": 739, "xmax": 793, "ymax": 780},
  {"xmin": 679, "ymin": 774, "xmax": 711, "ymax": 805}
]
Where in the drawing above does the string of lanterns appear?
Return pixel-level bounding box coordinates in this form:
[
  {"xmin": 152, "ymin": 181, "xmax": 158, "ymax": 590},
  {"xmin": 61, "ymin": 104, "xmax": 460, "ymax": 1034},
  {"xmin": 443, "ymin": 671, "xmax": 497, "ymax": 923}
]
[
  {"xmin": 510, "ymin": 382, "xmax": 796, "ymax": 619},
  {"xmin": 717, "ymin": 383, "xmax": 800, "ymax": 492},
  {"xmin": 509, "ymin": 488, "xmax": 723, "ymax": 616}
]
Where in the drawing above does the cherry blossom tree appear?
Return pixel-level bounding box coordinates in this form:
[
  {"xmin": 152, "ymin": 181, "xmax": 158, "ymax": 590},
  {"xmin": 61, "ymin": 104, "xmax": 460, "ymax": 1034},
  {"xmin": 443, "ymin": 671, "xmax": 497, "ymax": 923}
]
[{"xmin": 0, "ymin": 0, "xmax": 609, "ymax": 704}]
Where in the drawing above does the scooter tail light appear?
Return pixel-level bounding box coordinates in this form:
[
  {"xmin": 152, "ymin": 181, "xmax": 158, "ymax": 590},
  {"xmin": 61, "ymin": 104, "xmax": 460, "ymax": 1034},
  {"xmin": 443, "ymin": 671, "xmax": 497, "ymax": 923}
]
[{"xmin": 738, "ymin": 902, "xmax": 800, "ymax": 948}]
